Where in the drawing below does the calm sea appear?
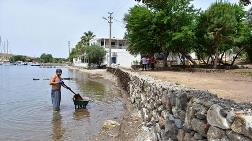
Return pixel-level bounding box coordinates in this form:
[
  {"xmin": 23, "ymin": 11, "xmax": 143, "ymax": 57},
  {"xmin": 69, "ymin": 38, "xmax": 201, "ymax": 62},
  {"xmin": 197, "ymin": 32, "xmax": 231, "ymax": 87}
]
[{"xmin": 0, "ymin": 65, "xmax": 123, "ymax": 141}]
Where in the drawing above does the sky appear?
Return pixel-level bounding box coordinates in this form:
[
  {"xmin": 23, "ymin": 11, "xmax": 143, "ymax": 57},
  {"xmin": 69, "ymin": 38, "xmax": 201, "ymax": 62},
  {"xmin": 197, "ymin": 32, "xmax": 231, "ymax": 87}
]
[{"xmin": 0, "ymin": 0, "xmax": 249, "ymax": 58}]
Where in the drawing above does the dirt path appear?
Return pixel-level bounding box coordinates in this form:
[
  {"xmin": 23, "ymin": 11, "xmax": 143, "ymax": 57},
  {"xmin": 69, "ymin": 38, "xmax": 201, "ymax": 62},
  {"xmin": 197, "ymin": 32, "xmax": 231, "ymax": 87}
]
[{"xmin": 139, "ymin": 69, "xmax": 252, "ymax": 103}]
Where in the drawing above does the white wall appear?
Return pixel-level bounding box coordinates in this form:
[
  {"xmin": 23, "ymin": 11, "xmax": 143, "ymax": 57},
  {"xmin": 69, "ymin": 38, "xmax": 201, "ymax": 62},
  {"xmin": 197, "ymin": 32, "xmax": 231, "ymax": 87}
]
[
  {"xmin": 73, "ymin": 58, "xmax": 88, "ymax": 68},
  {"xmin": 105, "ymin": 49, "xmax": 141, "ymax": 68}
]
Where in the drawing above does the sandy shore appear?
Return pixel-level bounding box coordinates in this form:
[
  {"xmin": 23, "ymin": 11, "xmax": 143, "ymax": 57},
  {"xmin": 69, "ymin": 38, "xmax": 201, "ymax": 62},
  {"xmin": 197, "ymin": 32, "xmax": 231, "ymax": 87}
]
[{"xmin": 67, "ymin": 66, "xmax": 117, "ymax": 83}]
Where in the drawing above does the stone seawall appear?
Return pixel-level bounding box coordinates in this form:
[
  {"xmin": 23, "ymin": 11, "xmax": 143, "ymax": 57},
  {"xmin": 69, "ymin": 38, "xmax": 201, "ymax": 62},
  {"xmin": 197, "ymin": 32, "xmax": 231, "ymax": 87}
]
[{"xmin": 107, "ymin": 68, "xmax": 252, "ymax": 141}]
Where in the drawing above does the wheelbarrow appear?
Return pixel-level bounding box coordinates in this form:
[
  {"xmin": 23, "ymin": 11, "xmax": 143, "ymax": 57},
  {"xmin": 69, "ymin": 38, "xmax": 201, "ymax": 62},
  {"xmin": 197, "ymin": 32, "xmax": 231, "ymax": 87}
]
[{"xmin": 62, "ymin": 83, "xmax": 89, "ymax": 109}]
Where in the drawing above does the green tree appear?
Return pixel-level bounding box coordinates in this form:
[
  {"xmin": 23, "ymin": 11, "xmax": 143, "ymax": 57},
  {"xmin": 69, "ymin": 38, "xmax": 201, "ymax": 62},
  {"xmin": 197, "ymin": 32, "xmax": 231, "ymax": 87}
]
[
  {"xmin": 80, "ymin": 31, "xmax": 96, "ymax": 46},
  {"xmin": 161, "ymin": 0, "xmax": 199, "ymax": 65},
  {"xmin": 69, "ymin": 31, "xmax": 96, "ymax": 62},
  {"xmin": 9, "ymin": 55, "xmax": 27, "ymax": 62},
  {"xmin": 246, "ymin": 7, "xmax": 252, "ymax": 63},
  {"xmin": 124, "ymin": 6, "xmax": 162, "ymax": 55},
  {"xmin": 85, "ymin": 45, "xmax": 106, "ymax": 67},
  {"xmin": 126, "ymin": 0, "xmax": 198, "ymax": 66},
  {"xmin": 196, "ymin": 2, "xmax": 247, "ymax": 68},
  {"xmin": 135, "ymin": 0, "xmax": 251, "ymax": 6},
  {"xmin": 40, "ymin": 53, "xmax": 53, "ymax": 63}
]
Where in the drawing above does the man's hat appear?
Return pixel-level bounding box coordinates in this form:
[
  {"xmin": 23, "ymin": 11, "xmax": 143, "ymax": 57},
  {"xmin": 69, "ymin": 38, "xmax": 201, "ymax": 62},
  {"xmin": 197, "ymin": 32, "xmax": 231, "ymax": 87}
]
[{"xmin": 56, "ymin": 69, "xmax": 62, "ymax": 74}]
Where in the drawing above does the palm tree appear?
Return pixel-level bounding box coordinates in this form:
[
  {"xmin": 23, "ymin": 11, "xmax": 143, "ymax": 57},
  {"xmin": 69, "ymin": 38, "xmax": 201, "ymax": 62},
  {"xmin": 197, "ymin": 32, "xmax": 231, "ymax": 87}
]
[{"xmin": 80, "ymin": 31, "xmax": 96, "ymax": 46}]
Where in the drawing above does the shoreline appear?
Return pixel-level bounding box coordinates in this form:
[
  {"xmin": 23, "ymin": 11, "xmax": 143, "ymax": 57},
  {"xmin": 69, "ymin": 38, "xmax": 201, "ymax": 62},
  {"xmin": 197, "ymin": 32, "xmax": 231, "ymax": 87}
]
[
  {"xmin": 67, "ymin": 66, "xmax": 142, "ymax": 141},
  {"xmin": 67, "ymin": 66, "xmax": 117, "ymax": 83}
]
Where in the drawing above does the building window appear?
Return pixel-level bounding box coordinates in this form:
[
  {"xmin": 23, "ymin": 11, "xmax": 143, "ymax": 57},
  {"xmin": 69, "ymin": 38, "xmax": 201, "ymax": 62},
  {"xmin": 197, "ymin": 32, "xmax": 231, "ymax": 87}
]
[
  {"xmin": 101, "ymin": 40, "xmax": 104, "ymax": 46},
  {"xmin": 112, "ymin": 57, "xmax": 117, "ymax": 64}
]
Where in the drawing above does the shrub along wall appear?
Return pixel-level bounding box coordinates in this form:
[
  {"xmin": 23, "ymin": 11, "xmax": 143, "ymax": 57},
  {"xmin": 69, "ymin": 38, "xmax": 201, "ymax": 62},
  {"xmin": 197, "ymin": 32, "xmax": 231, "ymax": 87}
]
[{"xmin": 107, "ymin": 68, "xmax": 252, "ymax": 141}]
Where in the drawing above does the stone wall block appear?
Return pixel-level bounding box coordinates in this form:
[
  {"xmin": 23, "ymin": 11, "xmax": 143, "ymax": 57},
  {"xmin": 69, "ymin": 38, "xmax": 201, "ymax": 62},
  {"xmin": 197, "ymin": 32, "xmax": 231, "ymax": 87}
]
[
  {"xmin": 226, "ymin": 130, "xmax": 252, "ymax": 141},
  {"xmin": 174, "ymin": 118, "xmax": 183, "ymax": 129},
  {"xmin": 161, "ymin": 110, "xmax": 169, "ymax": 120},
  {"xmin": 231, "ymin": 113, "xmax": 252, "ymax": 139},
  {"xmin": 194, "ymin": 104, "xmax": 207, "ymax": 120},
  {"xmin": 159, "ymin": 117, "xmax": 166, "ymax": 130},
  {"xmin": 177, "ymin": 129, "xmax": 185, "ymax": 141},
  {"xmin": 157, "ymin": 105, "xmax": 164, "ymax": 115},
  {"xmin": 207, "ymin": 126, "xmax": 228, "ymax": 141},
  {"xmin": 142, "ymin": 108, "xmax": 152, "ymax": 122},
  {"xmin": 184, "ymin": 132, "xmax": 195, "ymax": 141},
  {"xmin": 161, "ymin": 94, "xmax": 172, "ymax": 112},
  {"xmin": 191, "ymin": 118, "xmax": 209, "ymax": 137},
  {"xmin": 175, "ymin": 93, "xmax": 188, "ymax": 111},
  {"xmin": 170, "ymin": 92, "xmax": 177, "ymax": 107},
  {"xmin": 165, "ymin": 118, "xmax": 178, "ymax": 140},
  {"xmin": 177, "ymin": 110, "xmax": 186, "ymax": 122},
  {"xmin": 207, "ymin": 104, "xmax": 231, "ymax": 129},
  {"xmin": 184, "ymin": 100, "xmax": 196, "ymax": 129},
  {"xmin": 172, "ymin": 106, "xmax": 179, "ymax": 118},
  {"xmin": 193, "ymin": 132, "xmax": 205, "ymax": 140},
  {"xmin": 152, "ymin": 110, "xmax": 159, "ymax": 122}
]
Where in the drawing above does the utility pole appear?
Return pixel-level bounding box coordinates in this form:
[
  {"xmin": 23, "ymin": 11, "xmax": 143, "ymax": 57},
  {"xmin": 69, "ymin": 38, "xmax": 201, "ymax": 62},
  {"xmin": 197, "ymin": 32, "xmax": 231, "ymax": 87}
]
[
  {"xmin": 3, "ymin": 40, "xmax": 5, "ymax": 54},
  {"xmin": 103, "ymin": 12, "xmax": 113, "ymax": 67},
  {"xmin": 68, "ymin": 41, "xmax": 71, "ymax": 63},
  {"xmin": 6, "ymin": 40, "xmax": 8, "ymax": 55}
]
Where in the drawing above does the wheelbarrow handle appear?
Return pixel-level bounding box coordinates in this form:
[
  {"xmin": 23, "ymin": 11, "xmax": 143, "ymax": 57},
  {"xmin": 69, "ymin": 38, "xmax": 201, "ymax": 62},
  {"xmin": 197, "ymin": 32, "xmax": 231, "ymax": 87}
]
[{"xmin": 62, "ymin": 83, "xmax": 78, "ymax": 95}]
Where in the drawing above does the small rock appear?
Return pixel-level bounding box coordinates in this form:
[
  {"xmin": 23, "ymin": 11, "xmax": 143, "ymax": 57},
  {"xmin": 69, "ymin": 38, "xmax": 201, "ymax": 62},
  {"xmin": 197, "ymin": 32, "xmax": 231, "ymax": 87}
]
[
  {"xmin": 174, "ymin": 118, "xmax": 183, "ymax": 129},
  {"xmin": 226, "ymin": 130, "xmax": 251, "ymax": 141},
  {"xmin": 184, "ymin": 132, "xmax": 194, "ymax": 141},
  {"xmin": 193, "ymin": 132, "xmax": 204, "ymax": 140},
  {"xmin": 175, "ymin": 93, "xmax": 188, "ymax": 111},
  {"xmin": 207, "ymin": 104, "xmax": 231, "ymax": 129},
  {"xmin": 191, "ymin": 118, "xmax": 208, "ymax": 137},
  {"xmin": 102, "ymin": 120, "xmax": 120, "ymax": 130},
  {"xmin": 207, "ymin": 126, "xmax": 226, "ymax": 140},
  {"xmin": 177, "ymin": 129, "xmax": 185, "ymax": 141},
  {"xmin": 231, "ymin": 113, "xmax": 252, "ymax": 139}
]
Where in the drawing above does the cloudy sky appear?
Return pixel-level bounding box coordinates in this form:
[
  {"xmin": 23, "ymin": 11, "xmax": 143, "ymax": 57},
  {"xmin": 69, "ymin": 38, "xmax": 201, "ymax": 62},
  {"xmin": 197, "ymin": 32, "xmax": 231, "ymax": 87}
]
[{"xmin": 0, "ymin": 0, "xmax": 247, "ymax": 58}]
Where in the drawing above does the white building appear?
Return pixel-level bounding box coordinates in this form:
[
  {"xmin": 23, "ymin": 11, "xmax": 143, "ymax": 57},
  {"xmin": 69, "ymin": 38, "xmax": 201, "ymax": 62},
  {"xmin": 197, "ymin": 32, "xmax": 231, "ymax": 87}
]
[{"xmin": 73, "ymin": 38, "xmax": 141, "ymax": 69}]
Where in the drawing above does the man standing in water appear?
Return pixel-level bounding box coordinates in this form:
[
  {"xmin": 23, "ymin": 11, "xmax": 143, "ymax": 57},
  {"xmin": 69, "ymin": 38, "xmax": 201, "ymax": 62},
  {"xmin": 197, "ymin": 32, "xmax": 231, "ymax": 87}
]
[{"xmin": 50, "ymin": 69, "xmax": 68, "ymax": 111}]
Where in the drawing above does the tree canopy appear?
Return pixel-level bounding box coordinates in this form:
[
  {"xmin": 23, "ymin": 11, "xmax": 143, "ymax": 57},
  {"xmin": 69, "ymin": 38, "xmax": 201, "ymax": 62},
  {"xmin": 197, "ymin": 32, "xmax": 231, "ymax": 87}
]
[
  {"xmin": 85, "ymin": 45, "xmax": 106, "ymax": 66},
  {"xmin": 125, "ymin": 0, "xmax": 199, "ymax": 65},
  {"xmin": 40, "ymin": 53, "xmax": 53, "ymax": 63},
  {"xmin": 135, "ymin": 0, "xmax": 251, "ymax": 6},
  {"xmin": 124, "ymin": 6, "xmax": 162, "ymax": 55},
  {"xmin": 69, "ymin": 31, "xmax": 96, "ymax": 62},
  {"xmin": 127, "ymin": 0, "xmax": 252, "ymax": 67},
  {"xmin": 196, "ymin": 2, "xmax": 250, "ymax": 67}
]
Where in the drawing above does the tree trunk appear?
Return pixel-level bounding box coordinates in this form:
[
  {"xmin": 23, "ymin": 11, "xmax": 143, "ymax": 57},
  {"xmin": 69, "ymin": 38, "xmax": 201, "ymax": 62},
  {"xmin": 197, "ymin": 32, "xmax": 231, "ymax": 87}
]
[
  {"xmin": 206, "ymin": 56, "xmax": 211, "ymax": 65},
  {"xmin": 219, "ymin": 52, "xmax": 225, "ymax": 65},
  {"xmin": 231, "ymin": 47, "xmax": 246, "ymax": 66},
  {"xmin": 163, "ymin": 52, "xmax": 168, "ymax": 67},
  {"xmin": 213, "ymin": 52, "xmax": 219, "ymax": 69},
  {"xmin": 201, "ymin": 56, "xmax": 207, "ymax": 65},
  {"xmin": 183, "ymin": 53, "xmax": 197, "ymax": 65}
]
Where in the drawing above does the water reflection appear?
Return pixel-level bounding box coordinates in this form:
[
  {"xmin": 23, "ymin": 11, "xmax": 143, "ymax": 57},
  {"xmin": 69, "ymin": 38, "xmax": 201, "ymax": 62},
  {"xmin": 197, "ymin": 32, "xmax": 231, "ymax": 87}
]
[
  {"xmin": 51, "ymin": 112, "xmax": 65, "ymax": 141},
  {"xmin": 73, "ymin": 109, "xmax": 90, "ymax": 121},
  {"xmin": 68, "ymin": 69, "xmax": 107, "ymax": 100}
]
